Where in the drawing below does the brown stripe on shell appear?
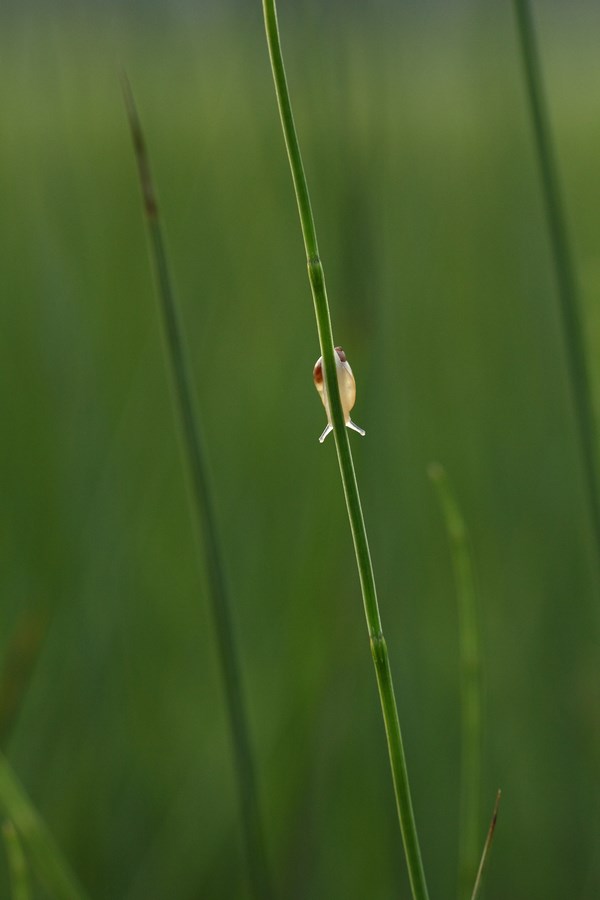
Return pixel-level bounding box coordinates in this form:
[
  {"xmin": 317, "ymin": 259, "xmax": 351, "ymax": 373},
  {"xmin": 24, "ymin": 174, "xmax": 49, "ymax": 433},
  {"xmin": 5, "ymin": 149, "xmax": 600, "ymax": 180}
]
[{"xmin": 313, "ymin": 359, "xmax": 323, "ymax": 385}]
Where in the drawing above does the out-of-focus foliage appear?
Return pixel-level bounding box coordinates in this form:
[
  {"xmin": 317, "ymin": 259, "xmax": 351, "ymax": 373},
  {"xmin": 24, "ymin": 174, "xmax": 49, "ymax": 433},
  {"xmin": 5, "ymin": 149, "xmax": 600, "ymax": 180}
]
[{"xmin": 0, "ymin": 2, "xmax": 598, "ymax": 898}]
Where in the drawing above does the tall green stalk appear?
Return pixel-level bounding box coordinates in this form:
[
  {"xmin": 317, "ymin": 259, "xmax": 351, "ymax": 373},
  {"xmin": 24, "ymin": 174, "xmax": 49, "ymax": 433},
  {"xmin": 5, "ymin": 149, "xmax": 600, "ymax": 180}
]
[
  {"xmin": 122, "ymin": 79, "xmax": 272, "ymax": 900},
  {"xmin": 429, "ymin": 465, "xmax": 482, "ymax": 900},
  {"xmin": 0, "ymin": 754, "xmax": 89, "ymax": 900},
  {"xmin": 261, "ymin": 4, "xmax": 429, "ymax": 898},
  {"xmin": 512, "ymin": 0, "xmax": 600, "ymax": 569}
]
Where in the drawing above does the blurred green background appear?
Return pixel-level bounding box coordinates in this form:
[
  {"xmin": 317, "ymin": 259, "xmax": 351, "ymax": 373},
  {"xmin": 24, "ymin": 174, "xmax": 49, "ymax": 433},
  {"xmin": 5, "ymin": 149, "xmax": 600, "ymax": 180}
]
[{"xmin": 0, "ymin": 0, "xmax": 599, "ymax": 897}]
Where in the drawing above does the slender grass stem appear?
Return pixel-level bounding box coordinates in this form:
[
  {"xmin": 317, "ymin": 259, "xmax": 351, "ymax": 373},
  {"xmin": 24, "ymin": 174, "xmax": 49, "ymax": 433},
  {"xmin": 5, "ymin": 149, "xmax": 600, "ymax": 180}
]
[
  {"xmin": 261, "ymin": 4, "xmax": 429, "ymax": 898},
  {"xmin": 2, "ymin": 820, "xmax": 31, "ymax": 900},
  {"xmin": 428, "ymin": 464, "xmax": 482, "ymax": 900},
  {"xmin": 470, "ymin": 790, "xmax": 501, "ymax": 900},
  {"xmin": 0, "ymin": 755, "xmax": 90, "ymax": 900},
  {"xmin": 512, "ymin": 0, "xmax": 600, "ymax": 570},
  {"xmin": 122, "ymin": 78, "xmax": 272, "ymax": 900}
]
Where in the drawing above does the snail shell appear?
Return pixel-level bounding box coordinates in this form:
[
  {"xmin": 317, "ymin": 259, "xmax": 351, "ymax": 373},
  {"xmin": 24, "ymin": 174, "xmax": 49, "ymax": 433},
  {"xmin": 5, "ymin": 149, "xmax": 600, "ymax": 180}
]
[{"xmin": 313, "ymin": 346, "xmax": 365, "ymax": 443}]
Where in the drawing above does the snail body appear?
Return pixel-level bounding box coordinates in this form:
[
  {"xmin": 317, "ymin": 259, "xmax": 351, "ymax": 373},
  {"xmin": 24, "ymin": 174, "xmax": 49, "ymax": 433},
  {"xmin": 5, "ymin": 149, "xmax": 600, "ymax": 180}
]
[{"xmin": 313, "ymin": 346, "xmax": 366, "ymax": 443}]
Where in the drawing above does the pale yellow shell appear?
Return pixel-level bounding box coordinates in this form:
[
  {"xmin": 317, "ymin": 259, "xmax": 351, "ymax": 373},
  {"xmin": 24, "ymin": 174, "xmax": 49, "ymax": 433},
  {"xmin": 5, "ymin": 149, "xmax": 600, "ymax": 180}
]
[{"xmin": 313, "ymin": 346, "xmax": 365, "ymax": 442}]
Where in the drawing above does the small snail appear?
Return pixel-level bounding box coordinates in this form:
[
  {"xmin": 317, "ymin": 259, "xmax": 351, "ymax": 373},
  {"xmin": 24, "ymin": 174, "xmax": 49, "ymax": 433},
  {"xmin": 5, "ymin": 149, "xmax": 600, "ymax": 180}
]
[{"xmin": 313, "ymin": 346, "xmax": 366, "ymax": 443}]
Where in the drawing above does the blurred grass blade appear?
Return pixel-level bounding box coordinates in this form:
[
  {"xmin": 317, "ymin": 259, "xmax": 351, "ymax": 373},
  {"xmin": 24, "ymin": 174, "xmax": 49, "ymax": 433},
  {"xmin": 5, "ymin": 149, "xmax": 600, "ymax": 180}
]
[
  {"xmin": 2, "ymin": 820, "xmax": 31, "ymax": 900},
  {"xmin": 512, "ymin": 0, "xmax": 600, "ymax": 569},
  {"xmin": 261, "ymin": 4, "xmax": 430, "ymax": 899},
  {"xmin": 470, "ymin": 790, "xmax": 501, "ymax": 900},
  {"xmin": 0, "ymin": 755, "xmax": 90, "ymax": 900},
  {"xmin": 428, "ymin": 464, "xmax": 482, "ymax": 900},
  {"xmin": 0, "ymin": 609, "xmax": 50, "ymax": 749},
  {"xmin": 121, "ymin": 77, "xmax": 272, "ymax": 900}
]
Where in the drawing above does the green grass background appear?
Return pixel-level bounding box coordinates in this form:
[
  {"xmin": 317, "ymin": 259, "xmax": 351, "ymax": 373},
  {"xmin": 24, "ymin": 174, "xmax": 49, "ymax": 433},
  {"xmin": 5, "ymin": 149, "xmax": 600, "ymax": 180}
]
[{"xmin": 1, "ymin": 1, "xmax": 599, "ymax": 897}]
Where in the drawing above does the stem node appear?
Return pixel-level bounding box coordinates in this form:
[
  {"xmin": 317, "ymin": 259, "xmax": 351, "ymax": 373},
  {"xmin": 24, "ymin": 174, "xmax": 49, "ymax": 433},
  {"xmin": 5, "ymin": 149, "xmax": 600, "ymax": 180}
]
[
  {"xmin": 370, "ymin": 631, "xmax": 386, "ymax": 666},
  {"xmin": 307, "ymin": 255, "xmax": 325, "ymax": 293}
]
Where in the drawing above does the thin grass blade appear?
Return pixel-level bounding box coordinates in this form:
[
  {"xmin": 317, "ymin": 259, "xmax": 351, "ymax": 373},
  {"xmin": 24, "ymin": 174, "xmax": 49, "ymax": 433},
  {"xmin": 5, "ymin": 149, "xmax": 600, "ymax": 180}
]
[
  {"xmin": 512, "ymin": 0, "xmax": 600, "ymax": 573},
  {"xmin": 2, "ymin": 820, "xmax": 31, "ymax": 900},
  {"xmin": 121, "ymin": 76, "xmax": 272, "ymax": 900},
  {"xmin": 470, "ymin": 789, "xmax": 501, "ymax": 900},
  {"xmin": 429, "ymin": 463, "xmax": 482, "ymax": 899},
  {"xmin": 0, "ymin": 755, "xmax": 90, "ymax": 900},
  {"xmin": 261, "ymin": 4, "xmax": 429, "ymax": 898}
]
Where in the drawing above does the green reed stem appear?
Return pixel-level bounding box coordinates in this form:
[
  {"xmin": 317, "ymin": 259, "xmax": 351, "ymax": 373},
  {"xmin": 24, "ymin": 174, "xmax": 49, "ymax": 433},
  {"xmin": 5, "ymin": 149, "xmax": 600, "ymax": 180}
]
[
  {"xmin": 512, "ymin": 0, "xmax": 600, "ymax": 568},
  {"xmin": 122, "ymin": 78, "xmax": 272, "ymax": 900},
  {"xmin": 470, "ymin": 790, "xmax": 501, "ymax": 900},
  {"xmin": 261, "ymin": 4, "xmax": 429, "ymax": 898},
  {"xmin": 0, "ymin": 755, "xmax": 90, "ymax": 900},
  {"xmin": 428, "ymin": 464, "xmax": 482, "ymax": 900},
  {"xmin": 2, "ymin": 820, "xmax": 31, "ymax": 900}
]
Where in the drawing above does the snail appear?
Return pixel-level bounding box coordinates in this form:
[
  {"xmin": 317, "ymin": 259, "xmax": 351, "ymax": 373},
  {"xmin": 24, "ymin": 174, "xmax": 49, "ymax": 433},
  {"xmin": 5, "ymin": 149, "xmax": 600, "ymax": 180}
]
[{"xmin": 313, "ymin": 346, "xmax": 366, "ymax": 443}]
